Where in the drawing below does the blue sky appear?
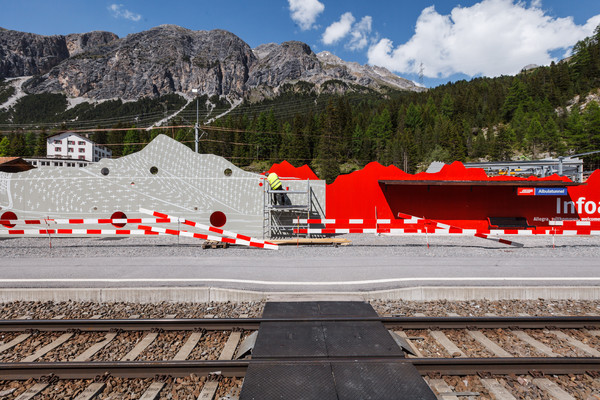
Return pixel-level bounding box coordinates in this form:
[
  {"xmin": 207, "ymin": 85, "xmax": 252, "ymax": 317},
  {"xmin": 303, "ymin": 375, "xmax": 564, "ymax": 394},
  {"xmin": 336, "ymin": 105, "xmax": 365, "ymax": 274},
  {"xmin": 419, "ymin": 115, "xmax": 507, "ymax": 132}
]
[{"xmin": 2, "ymin": 0, "xmax": 600, "ymax": 87}]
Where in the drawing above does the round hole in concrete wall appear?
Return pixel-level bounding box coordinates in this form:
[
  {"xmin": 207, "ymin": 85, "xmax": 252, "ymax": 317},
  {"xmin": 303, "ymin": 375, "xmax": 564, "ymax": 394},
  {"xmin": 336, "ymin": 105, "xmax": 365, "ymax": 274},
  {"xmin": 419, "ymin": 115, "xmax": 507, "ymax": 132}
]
[
  {"xmin": 209, "ymin": 211, "xmax": 227, "ymax": 227},
  {"xmin": 1, "ymin": 211, "xmax": 17, "ymax": 228},
  {"xmin": 110, "ymin": 211, "xmax": 127, "ymax": 228},
  {"xmin": 224, "ymin": 168, "xmax": 232, "ymax": 177},
  {"xmin": 101, "ymin": 167, "xmax": 109, "ymax": 176},
  {"xmin": 150, "ymin": 166, "xmax": 158, "ymax": 175}
]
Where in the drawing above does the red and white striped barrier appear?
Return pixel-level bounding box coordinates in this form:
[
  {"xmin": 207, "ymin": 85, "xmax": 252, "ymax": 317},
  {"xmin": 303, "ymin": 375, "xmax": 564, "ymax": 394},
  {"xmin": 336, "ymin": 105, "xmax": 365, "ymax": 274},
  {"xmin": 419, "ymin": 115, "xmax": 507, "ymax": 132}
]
[
  {"xmin": 0, "ymin": 218, "xmax": 172, "ymax": 226},
  {"xmin": 295, "ymin": 212, "xmax": 524, "ymax": 247},
  {"xmin": 549, "ymin": 220, "xmax": 600, "ymax": 227},
  {"xmin": 138, "ymin": 225, "xmax": 278, "ymax": 250},
  {"xmin": 0, "ymin": 229, "xmax": 161, "ymax": 236},
  {"xmin": 293, "ymin": 217, "xmax": 421, "ymax": 225},
  {"xmin": 139, "ymin": 208, "xmax": 275, "ymax": 247},
  {"xmin": 396, "ymin": 213, "xmax": 524, "ymax": 247}
]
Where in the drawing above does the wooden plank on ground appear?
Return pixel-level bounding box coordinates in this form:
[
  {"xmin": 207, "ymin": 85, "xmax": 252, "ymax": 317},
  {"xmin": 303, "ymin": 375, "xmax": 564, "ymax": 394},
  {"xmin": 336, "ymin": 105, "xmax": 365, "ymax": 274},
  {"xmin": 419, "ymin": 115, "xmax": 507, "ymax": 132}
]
[
  {"xmin": 173, "ymin": 331, "xmax": 203, "ymax": 361},
  {"xmin": 480, "ymin": 378, "xmax": 517, "ymax": 400},
  {"xmin": 511, "ymin": 330, "xmax": 560, "ymax": 357},
  {"xmin": 429, "ymin": 331, "xmax": 466, "ymax": 357},
  {"xmin": 393, "ymin": 331, "xmax": 424, "ymax": 357},
  {"xmin": 120, "ymin": 332, "xmax": 158, "ymax": 361},
  {"xmin": 0, "ymin": 388, "xmax": 16, "ymax": 397},
  {"xmin": 550, "ymin": 330, "xmax": 600, "ymax": 357},
  {"xmin": 428, "ymin": 379, "xmax": 459, "ymax": 400},
  {"xmin": 139, "ymin": 382, "xmax": 165, "ymax": 400},
  {"xmin": 468, "ymin": 331, "xmax": 513, "ymax": 357},
  {"xmin": 533, "ymin": 378, "xmax": 576, "ymax": 400},
  {"xmin": 197, "ymin": 381, "xmax": 219, "ymax": 400},
  {"xmin": 219, "ymin": 332, "xmax": 241, "ymax": 360},
  {"xmin": 270, "ymin": 238, "xmax": 351, "ymax": 246},
  {"xmin": 22, "ymin": 333, "xmax": 73, "ymax": 362},
  {"xmin": 0, "ymin": 333, "xmax": 30, "ymax": 354},
  {"xmin": 14, "ymin": 383, "xmax": 49, "ymax": 400},
  {"xmin": 74, "ymin": 383, "xmax": 106, "ymax": 400},
  {"xmin": 73, "ymin": 332, "xmax": 117, "ymax": 362}
]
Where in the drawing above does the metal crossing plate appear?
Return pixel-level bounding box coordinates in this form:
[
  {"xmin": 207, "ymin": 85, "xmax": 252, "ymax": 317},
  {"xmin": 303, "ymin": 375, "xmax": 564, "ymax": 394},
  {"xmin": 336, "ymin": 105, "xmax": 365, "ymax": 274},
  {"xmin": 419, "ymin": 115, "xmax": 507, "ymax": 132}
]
[
  {"xmin": 331, "ymin": 362, "xmax": 437, "ymax": 400},
  {"xmin": 252, "ymin": 322, "xmax": 327, "ymax": 358},
  {"xmin": 318, "ymin": 301, "xmax": 379, "ymax": 317},
  {"xmin": 242, "ymin": 302, "xmax": 433, "ymax": 400},
  {"xmin": 262, "ymin": 302, "xmax": 322, "ymax": 318},
  {"xmin": 261, "ymin": 301, "xmax": 378, "ymax": 318},
  {"xmin": 239, "ymin": 363, "xmax": 338, "ymax": 400},
  {"xmin": 322, "ymin": 322, "xmax": 405, "ymax": 357}
]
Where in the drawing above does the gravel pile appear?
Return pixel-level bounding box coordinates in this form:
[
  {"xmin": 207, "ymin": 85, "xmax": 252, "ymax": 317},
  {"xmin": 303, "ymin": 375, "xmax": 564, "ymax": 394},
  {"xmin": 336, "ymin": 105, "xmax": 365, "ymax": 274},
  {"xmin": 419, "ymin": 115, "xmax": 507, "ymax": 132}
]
[
  {"xmin": 2, "ymin": 234, "xmax": 600, "ymax": 258},
  {"xmin": 372, "ymin": 299, "xmax": 600, "ymax": 316},
  {"xmin": 1, "ymin": 299, "xmax": 599, "ymax": 319},
  {"xmin": 0, "ymin": 376, "xmax": 242, "ymax": 400}
]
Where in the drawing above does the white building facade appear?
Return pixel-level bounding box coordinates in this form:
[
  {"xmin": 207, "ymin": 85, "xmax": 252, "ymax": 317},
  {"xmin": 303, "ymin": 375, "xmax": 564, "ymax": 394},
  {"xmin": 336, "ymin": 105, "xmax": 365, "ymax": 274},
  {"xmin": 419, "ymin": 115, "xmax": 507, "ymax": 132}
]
[{"xmin": 46, "ymin": 132, "xmax": 111, "ymax": 162}]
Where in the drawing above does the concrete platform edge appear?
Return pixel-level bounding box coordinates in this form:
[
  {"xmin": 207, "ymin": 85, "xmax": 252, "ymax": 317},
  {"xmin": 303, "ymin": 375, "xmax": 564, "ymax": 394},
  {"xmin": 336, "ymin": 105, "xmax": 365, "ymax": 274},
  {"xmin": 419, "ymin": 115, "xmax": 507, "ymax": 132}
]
[{"xmin": 0, "ymin": 286, "xmax": 598, "ymax": 303}]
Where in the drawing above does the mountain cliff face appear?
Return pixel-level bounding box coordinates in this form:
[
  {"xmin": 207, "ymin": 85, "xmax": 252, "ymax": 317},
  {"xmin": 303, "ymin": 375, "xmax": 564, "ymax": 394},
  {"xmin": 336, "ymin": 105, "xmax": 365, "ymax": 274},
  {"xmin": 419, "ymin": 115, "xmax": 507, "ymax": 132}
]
[
  {"xmin": 0, "ymin": 25, "xmax": 422, "ymax": 102},
  {"xmin": 0, "ymin": 28, "xmax": 117, "ymax": 78}
]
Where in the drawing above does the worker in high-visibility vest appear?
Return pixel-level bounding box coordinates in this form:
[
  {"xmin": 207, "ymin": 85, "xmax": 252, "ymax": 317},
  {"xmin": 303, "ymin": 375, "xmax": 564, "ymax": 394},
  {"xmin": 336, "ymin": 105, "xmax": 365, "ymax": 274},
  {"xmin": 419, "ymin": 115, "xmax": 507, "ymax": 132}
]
[{"xmin": 267, "ymin": 172, "xmax": 287, "ymax": 205}]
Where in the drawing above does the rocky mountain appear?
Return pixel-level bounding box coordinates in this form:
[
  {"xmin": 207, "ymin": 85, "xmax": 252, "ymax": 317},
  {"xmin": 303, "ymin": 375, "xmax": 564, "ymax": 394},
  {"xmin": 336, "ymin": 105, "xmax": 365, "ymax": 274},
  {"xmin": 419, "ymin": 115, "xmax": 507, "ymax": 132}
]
[
  {"xmin": 0, "ymin": 27, "xmax": 117, "ymax": 78},
  {"xmin": 0, "ymin": 25, "xmax": 422, "ymax": 103}
]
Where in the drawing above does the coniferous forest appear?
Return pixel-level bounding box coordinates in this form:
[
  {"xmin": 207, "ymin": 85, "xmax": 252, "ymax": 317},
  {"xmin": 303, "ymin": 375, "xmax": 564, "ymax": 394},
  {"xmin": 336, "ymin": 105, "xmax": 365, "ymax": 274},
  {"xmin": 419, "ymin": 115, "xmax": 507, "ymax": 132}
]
[{"xmin": 0, "ymin": 26, "xmax": 599, "ymax": 183}]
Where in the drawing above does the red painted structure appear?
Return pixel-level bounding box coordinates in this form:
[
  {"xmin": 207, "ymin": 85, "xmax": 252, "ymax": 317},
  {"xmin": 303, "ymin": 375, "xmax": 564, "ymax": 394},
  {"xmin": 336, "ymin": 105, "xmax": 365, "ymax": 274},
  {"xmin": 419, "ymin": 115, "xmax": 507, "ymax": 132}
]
[{"xmin": 268, "ymin": 161, "xmax": 600, "ymax": 229}]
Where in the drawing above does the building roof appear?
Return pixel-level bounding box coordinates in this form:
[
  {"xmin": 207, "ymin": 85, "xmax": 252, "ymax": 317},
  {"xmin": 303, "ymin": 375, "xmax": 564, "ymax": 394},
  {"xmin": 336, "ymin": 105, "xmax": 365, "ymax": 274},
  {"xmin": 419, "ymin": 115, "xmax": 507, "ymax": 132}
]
[
  {"xmin": 0, "ymin": 157, "xmax": 35, "ymax": 173},
  {"xmin": 47, "ymin": 131, "xmax": 93, "ymax": 142}
]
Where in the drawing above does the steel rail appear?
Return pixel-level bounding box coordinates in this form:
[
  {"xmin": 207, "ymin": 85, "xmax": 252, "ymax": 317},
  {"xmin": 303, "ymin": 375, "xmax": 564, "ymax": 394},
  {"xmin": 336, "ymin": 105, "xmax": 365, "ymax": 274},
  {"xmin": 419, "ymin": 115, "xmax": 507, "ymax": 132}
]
[
  {"xmin": 0, "ymin": 316, "xmax": 598, "ymax": 332},
  {"xmin": 1, "ymin": 357, "xmax": 600, "ymax": 380}
]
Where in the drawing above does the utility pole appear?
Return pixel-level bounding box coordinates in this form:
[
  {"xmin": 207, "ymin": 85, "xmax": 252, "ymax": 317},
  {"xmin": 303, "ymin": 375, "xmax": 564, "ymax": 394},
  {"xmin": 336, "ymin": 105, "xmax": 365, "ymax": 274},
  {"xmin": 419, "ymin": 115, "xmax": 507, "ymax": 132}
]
[{"xmin": 192, "ymin": 88, "xmax": 199, "ymax": 153}]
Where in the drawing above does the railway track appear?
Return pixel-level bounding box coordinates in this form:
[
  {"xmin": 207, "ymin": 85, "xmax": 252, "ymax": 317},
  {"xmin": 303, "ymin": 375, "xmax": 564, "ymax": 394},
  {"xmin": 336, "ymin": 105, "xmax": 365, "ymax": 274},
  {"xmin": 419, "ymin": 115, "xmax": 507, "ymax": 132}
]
[{"xmin": 1, "ymin": 315, "xmax": 600, "ymax": 398}]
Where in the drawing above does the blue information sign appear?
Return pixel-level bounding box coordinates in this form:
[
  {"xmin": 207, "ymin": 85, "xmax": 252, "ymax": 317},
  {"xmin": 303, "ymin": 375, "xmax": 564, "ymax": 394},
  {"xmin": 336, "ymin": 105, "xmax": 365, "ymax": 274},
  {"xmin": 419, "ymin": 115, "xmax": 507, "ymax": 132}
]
[{"xmin": 535, "ymin": 188, "xmax": 568, "ymax": 196}]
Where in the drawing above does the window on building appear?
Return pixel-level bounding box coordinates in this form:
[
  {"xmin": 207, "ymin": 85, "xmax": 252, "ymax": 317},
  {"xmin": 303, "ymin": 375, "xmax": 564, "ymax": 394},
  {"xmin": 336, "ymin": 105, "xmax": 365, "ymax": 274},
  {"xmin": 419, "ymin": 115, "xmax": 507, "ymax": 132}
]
[
  {"xmin": 55, "ymin": 147, "xmax": 61, "ymax": 152},
  {"xmin": 53, "ymin": 140, "xmax": 61, "ymax": 144},
  {"xmin": 79, "ymin": 156, "xmax": 85, "ymax": 160},
  {"xmin": 78, "ymin": 141, "xmax": 85, "ymax": 145},
  {"xmin": 79, "ymin": 148, "xmax": 85, "ymax": 153},
  {"xmin": 68, "ymin": 140, "xmax": 75, "ymax": 145},
  {"xmin": 68, "ymin": 148, "xmax": 74, "ymax": 152}
]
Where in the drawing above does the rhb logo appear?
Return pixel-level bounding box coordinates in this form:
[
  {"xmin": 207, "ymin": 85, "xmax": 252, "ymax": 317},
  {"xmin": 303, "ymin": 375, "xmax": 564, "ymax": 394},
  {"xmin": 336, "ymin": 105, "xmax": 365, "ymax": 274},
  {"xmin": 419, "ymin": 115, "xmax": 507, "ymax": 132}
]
[{"xmin": 517, "ymin": 188, "xmax": 535, "ymax": 195}]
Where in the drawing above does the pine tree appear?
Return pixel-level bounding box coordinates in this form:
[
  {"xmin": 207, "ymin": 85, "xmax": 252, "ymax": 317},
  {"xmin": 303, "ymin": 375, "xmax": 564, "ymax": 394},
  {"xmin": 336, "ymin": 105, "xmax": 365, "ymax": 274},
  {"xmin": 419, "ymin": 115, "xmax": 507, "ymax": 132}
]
[
  {"xmin": 526, "ymin": 116, "xmax": 544, "ymax": 158},
  {"xmin": 0, "ymin": 137, "xmax": 9, "ymax": 156},
  {"xmin": 8, "ymin": 133, "xmax": 26, "ymax": 156},
  {"xmin": 122, "ymin": 128, "xmax": 140, "ymax": 156},
  {"xmin": 33, "ymin": 133, "xmax": 47, "ymax": 157}
]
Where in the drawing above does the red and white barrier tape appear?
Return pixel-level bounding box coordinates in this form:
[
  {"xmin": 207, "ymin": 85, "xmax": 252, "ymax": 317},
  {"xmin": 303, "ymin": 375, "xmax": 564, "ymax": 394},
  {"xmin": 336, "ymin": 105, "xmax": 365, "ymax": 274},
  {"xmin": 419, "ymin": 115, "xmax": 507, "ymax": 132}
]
[
  {"xmin": 139, "ymin": 208, "xmax": 275, "ymax": 247},
  {"xmin": 0, "ymin": 229, "xmax": 161, "ymax": 236},
  {"xmin": 138, "ymin": 225, "xmax": 278, "ymax": 250},
  {"xmin": 0, "ymin": 218, "xmax": 172, "ymax": 226},
  {"xmin": 294, "ymin": 217, "xmax": 421, "ymax": 225},
  {"xmin": 549, "ymin": 220, "xmax": 600, "ymax": 227}
]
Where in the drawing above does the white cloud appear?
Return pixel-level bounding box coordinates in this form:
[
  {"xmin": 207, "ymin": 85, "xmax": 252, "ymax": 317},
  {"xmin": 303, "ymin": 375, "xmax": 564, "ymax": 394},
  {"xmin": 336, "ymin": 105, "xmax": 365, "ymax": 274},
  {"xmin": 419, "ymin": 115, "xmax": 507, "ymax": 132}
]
[
  {"xmin": 322, "ymin": 12, "xmax": 355, "ymax": 45},
  {"xmin": 347, "ymin": 16, "xmax": 373, "ymax": 51},
  {"xmin": 322, "ymin": 13, "xmax": 374, "ymax": 51},
  {"xmin": 108, "ymin": 4, "xmax": 142, "ymax": 22},
  {"xmin": 367, "ymin": 0, "xmax": 600, "ymax": 78},
  {"xmin": 288, "ymin": 0, "xmax": 325, "ymax": 31}
]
